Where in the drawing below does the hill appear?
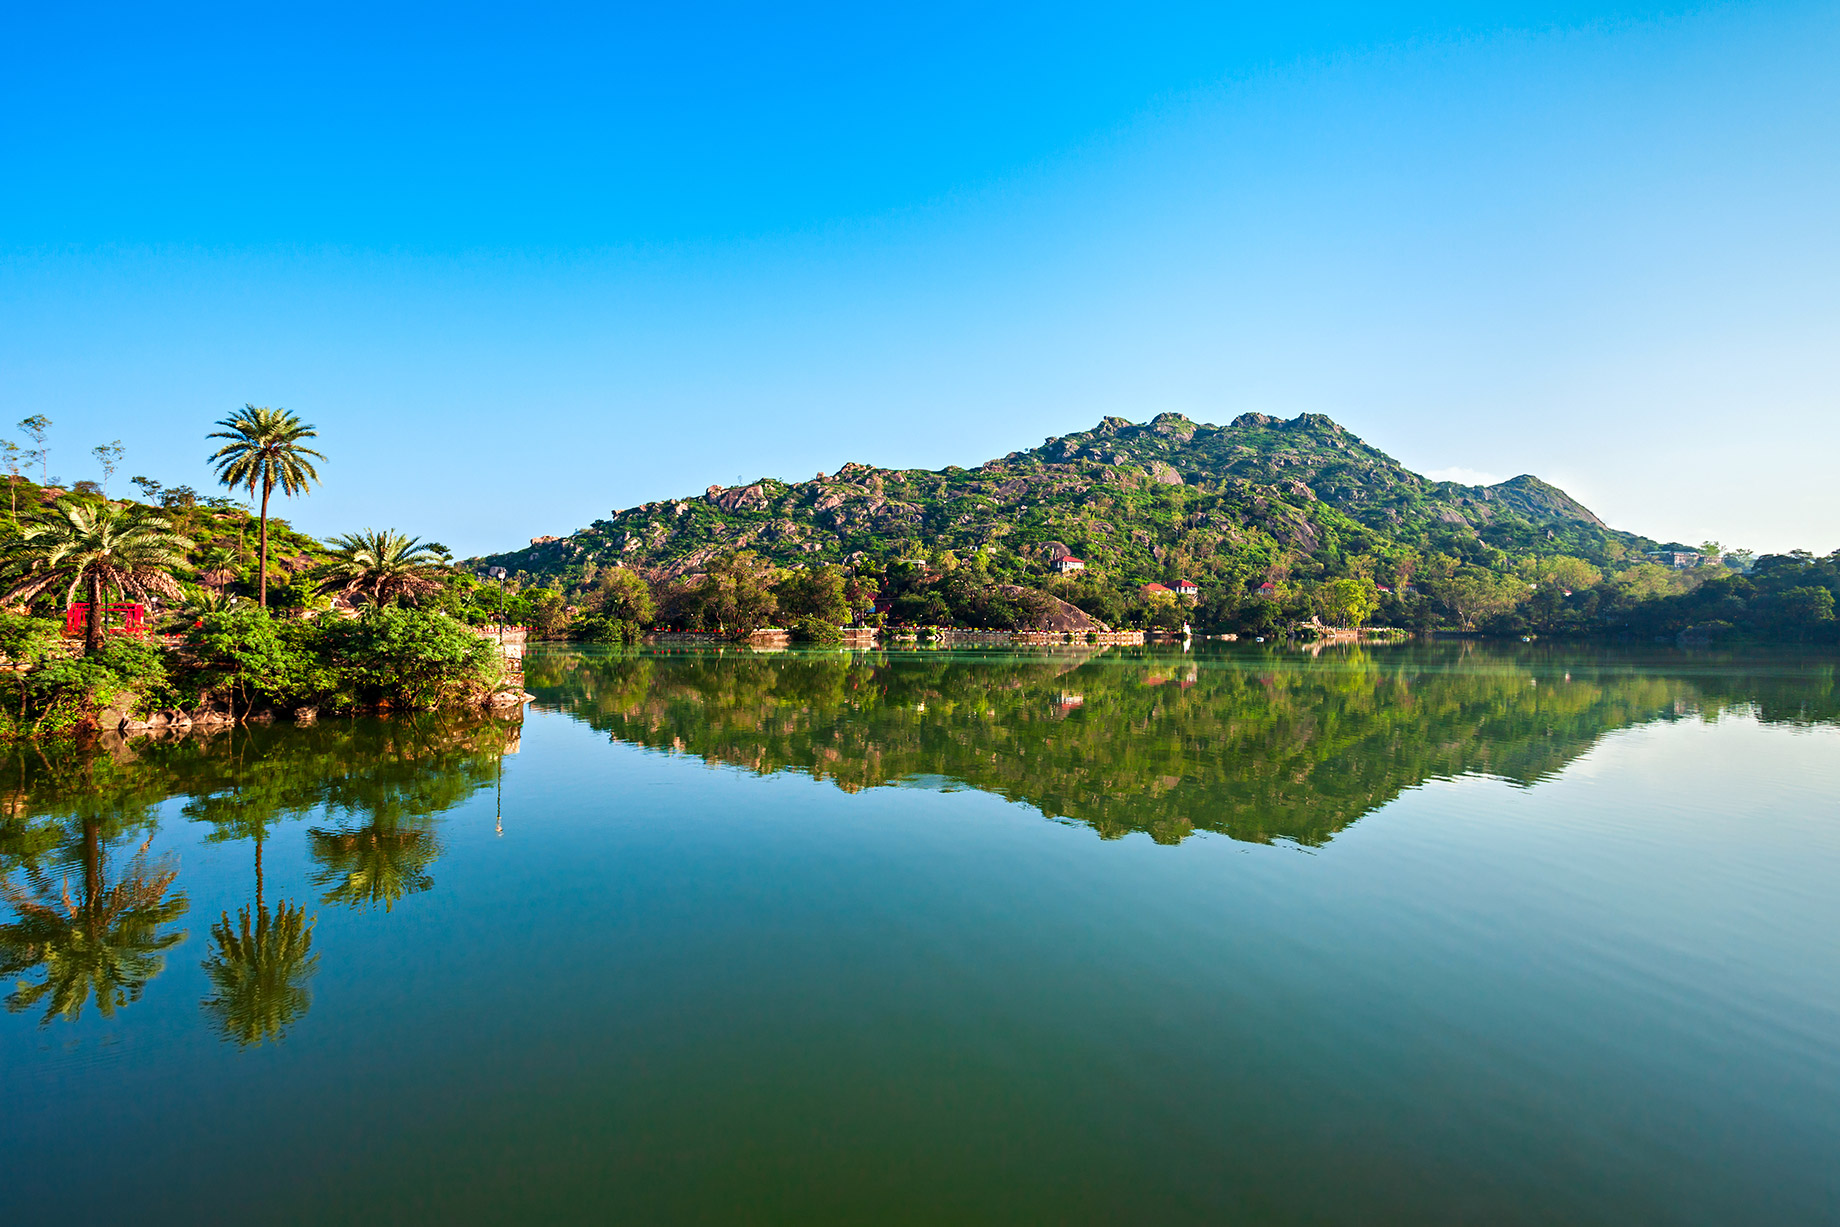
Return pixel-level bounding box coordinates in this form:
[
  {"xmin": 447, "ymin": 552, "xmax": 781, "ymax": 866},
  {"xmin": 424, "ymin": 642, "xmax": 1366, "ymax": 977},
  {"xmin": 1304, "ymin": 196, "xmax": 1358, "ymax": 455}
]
[{"xmin": 471, "ymin": 412, "xmax": 1654, "ymax": 597}]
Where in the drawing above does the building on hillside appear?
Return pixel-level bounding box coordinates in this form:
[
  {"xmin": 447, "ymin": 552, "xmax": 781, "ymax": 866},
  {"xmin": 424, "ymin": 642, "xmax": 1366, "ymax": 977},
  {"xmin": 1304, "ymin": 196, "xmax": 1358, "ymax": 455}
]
[
  {"xmin": 1255, "ymin": 582, "xmax": 1280, "ymax": 598},
  {"xmin": 1141, "ymin": 582, "xmax": 1171, "ymax": 596},
  {"xmin": 1651, "ymin": 551, "xmax": 1707, "ymax": 569},
  {"xmin": 1171, "ymin": 579, "xmax": 1199, "ymax": 598},
  {"xmin": 1052, "ymin": 556, "xmax": 1086, "ymax": 575}
]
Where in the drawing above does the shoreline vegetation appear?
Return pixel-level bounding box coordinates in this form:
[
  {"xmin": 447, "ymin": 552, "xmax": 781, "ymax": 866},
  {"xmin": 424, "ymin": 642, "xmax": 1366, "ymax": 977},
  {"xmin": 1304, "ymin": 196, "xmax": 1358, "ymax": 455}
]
[
  {"xmin": 0, "ymin": 408, "xmax": 1832, "ymax": 744},
  {"xmin": 473, "ymin": 413, "xmax": 1838, "ymax": 652},
  {"xmin": 0, "ymin": 409, "xmax": 526, "ymax": 743}
]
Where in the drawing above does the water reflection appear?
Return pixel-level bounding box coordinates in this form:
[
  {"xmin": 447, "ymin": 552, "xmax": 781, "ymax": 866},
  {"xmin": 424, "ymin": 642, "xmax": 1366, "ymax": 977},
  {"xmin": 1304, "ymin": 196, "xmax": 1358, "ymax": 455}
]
[
  {"xmin": 525, "ymin": 643, "xmax": 1840, "ymax": 846},
  {"xmin": 0, "ymin": 819, "xmax": 188, "ymax": 1023},
  {"xmin": 0, "ymin": 711, "xmax": 522, "ymax": 1034}
]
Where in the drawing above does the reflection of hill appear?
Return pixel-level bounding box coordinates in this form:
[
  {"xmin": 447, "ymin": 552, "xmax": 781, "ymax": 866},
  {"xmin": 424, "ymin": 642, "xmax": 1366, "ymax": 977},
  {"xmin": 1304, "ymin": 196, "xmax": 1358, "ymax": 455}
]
[{"xmin": 526, "ymin": 645, "xmax": 1840, "ymax": 846}]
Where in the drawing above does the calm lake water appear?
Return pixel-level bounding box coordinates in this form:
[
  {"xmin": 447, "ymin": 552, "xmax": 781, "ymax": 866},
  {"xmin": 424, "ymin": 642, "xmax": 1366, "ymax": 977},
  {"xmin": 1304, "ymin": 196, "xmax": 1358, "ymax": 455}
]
[{"xmin": 2, "ymin": 643, "xmax": 1837, "ymax": 1224}]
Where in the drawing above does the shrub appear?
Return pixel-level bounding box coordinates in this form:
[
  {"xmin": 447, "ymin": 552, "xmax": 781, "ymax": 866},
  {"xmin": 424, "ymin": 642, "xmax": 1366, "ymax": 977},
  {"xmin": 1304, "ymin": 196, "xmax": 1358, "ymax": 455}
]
[
  {"xmin": 318, "ymin": 608, "xmax": 498, "ymax": 708},
  {"xmin": 791, "ymin": 617, "xmax": 844, "ymax": 644}
]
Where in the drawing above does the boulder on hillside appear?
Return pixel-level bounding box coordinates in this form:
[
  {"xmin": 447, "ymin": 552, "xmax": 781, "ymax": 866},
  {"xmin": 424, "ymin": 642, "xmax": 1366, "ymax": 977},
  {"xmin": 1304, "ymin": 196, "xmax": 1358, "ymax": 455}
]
[{"xmin": 996, "ymin": 585, "xmax": 1111, "ymax": 633}]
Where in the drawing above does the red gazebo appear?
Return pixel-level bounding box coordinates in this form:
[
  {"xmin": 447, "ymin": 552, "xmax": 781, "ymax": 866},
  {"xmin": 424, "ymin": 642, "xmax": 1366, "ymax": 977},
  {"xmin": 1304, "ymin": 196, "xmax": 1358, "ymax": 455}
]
[{"xmin": 63, "ymin": 602, "xmax": 151, "ymax": 638}]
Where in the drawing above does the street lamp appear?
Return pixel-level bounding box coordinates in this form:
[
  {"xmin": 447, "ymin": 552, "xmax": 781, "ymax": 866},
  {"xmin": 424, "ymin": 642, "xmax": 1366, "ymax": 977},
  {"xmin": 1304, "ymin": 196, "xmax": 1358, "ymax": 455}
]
[{"xmin": 481, "ymin": 566, "xmax": 509, "ymax": 644}]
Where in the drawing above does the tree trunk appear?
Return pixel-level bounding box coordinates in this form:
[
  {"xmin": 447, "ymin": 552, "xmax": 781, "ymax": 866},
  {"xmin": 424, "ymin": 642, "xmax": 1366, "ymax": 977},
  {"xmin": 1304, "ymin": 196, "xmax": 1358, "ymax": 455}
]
[
  {"xmin": 258, "ymin": 478, "xmax": 272, "ymax": 609},
  {"xmin": 84, "ymin": 572, "xmax": 103, "ymax": 656}
]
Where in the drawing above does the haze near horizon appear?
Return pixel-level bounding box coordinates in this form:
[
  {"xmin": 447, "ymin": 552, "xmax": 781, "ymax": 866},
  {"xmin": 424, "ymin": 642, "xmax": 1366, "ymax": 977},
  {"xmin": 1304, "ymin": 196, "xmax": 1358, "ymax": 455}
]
[{"xmin": 2, "ymin": 2, "xmax": 1835, "ymax": 555}]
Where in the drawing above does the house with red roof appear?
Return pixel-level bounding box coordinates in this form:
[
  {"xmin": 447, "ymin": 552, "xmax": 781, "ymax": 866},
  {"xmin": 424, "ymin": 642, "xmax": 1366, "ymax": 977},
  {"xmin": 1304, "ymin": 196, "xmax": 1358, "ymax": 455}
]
[{"xmin": 1051, "ymin": 556, "xmax": 1086, "ymax": 574}]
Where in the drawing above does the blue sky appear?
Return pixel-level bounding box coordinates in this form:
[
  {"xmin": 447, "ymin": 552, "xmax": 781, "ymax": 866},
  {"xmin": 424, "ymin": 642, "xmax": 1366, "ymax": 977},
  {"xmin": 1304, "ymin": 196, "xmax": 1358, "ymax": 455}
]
[{"xmin": 3, "ymin": 1, "xmax": 1835, "ymax": 554}]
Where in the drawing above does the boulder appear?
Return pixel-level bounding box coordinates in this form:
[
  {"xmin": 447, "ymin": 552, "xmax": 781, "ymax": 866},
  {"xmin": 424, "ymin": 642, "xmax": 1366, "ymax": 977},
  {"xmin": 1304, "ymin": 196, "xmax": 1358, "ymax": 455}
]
[
  {"xmin": 293, "ymin": 706, "xmax": 319, "ymax": 725},
  {"xmin": 97, "ymin": 692, "xmax": 140, "ymax": 730}
]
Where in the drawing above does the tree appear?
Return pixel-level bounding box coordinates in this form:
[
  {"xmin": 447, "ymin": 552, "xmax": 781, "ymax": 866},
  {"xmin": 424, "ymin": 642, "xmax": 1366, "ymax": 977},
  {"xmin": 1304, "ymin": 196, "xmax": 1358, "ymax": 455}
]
[
  {"xmin": 18, "ymin": 415, "xmax": 50, "ymax": 484},
  {"xmin": 1315, "ymin": 578, "xmax": 1378, "ymax": 627},
  {"xmin": 91, "ymin": 440, "xmax": 124, "ymax": 497},
  {"xmin": 208, "ymin": 406, "xmax": 324, "ymax": 608},
  {"xmin": 692, "ymin": 551, "xmax": 781, "ymax": 634},
  {"xmin": 315, "ymin": 529, "xmax": 450, "ymax": 607},
  {"xmin": 589, "ymin": 567, "xmax": 656, "ymax": 624},
  {"xmin": 197, "ymin": 543, "xmax": 245, "ymax": 593},
  {"xmin": 0, "ymin": 501, "xmax": 193, "ymax": 655},
  {"xmin": 1438, "ymin": 568, "xmax": 1526, "ymax": 632},
  {"xmin": 776, "ymin": 565, "xmax": 851, "ymax": 625},
  {"xmin": 130, "ymin": 476, "xmax": 162, "ymax": 503},
  {"xmin": 0, "ymin": 438, "xmax": 21, "ymax": 522}
]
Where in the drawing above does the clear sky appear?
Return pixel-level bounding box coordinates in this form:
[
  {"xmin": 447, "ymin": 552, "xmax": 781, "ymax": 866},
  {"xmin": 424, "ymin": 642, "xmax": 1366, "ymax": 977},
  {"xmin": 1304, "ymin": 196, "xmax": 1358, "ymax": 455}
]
[{"xmin": 2, "ymin": 1, "xmax": 1835, "ymax": 555}]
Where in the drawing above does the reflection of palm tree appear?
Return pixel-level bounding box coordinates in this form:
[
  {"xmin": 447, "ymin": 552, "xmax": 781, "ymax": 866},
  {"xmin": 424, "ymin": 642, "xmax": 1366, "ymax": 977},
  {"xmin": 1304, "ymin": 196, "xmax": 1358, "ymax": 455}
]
[
  {"xmin": 0, "ymin": 823, "xmax": 187, "ymax": 1023},
  {"xmin": 200, "ymin": 900, "xmax": 318, "ymax": 1045},
  {"xmin": 185, "ymin": 727, "xmax": 323, "ymax": 1043},
  {"xmin": 308, "ymin": 819, "xmax": 438, "ymax": 911}
]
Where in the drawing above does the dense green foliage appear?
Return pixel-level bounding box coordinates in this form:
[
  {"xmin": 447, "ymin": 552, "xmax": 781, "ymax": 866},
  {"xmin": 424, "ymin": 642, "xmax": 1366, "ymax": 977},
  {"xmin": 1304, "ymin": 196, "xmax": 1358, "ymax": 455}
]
[
  {"xmin": 470, "ymin": 412, "xmax": 1833, "ymax": 641},
  {"xmin": 0, "ymin": 606, "xmax": 502, "ymax": 738}
]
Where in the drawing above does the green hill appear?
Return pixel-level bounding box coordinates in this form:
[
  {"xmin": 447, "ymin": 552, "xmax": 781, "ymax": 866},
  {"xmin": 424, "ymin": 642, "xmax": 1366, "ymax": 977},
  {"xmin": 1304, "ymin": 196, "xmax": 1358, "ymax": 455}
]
[{"xmin": 472, "ymin": 412, "xmax": 1653, "ymax": 595}]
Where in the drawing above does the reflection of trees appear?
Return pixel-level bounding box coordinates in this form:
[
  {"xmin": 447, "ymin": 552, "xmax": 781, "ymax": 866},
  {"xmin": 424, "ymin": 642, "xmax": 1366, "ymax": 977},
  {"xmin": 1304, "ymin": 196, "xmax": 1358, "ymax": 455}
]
[
  {"xmin": 308, "ymin": 820, "xmax": 437, "ymax": 911},
  {"xmin": 201, "ymin": 900, "xmax": 318, "ymax": 1045},
  {"xmin": 0, "ymin": 710, "xmax": 522, "ymax": 1031},
  {"xmin": 306, "ymin": 716, "xmax": 511, "ymax": 911},
  {"xmin": 0, "ymin": 821, "xmax": 187, "ymax": 1023},
  {"xmin": 528, "ymin": 644, "xmax": 1840, "ymax": 847},
  {"xmin": 185, "ymin": 728, "xmax": 324, "ymax": 1044}
]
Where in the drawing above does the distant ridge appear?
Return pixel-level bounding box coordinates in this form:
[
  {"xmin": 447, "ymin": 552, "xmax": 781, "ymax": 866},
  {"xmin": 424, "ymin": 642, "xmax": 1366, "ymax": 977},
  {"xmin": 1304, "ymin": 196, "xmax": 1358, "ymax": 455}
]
[{"xmin": 472, "ymin": 412, "xmax": 1652, "ymax": 589}]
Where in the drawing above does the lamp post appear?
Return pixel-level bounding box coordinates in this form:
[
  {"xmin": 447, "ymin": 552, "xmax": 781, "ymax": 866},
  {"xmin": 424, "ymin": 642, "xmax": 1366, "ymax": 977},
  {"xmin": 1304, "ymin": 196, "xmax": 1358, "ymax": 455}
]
[{"xmin": 485, "ymin": 566, "xmax": 509, "ymax": 644}]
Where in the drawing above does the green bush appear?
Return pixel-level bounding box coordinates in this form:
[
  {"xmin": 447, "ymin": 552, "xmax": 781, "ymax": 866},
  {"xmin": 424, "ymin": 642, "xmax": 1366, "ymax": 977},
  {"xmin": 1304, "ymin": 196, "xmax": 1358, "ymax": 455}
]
[
  {"xmin": 791, "ymin": 617, "xmax": 844, "ymax": 644},
  {"xmin": 318, "ymin": 607, "xmax": 499, "ymax": 708}
]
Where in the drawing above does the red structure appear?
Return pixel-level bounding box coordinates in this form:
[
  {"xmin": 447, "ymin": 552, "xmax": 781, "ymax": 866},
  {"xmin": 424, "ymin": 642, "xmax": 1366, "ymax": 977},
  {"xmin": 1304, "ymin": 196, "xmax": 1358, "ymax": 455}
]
[{"xmin": 63, "ymin": 602, "xmax": 150, "ymax": 638}]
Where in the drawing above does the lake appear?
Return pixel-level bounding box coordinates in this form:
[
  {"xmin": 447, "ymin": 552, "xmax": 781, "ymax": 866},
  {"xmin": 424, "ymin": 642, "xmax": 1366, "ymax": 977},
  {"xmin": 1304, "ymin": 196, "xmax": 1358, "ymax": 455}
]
[{"xmin": 2, "ymin": 643, "xmax": 1837, "ymax": 1224}]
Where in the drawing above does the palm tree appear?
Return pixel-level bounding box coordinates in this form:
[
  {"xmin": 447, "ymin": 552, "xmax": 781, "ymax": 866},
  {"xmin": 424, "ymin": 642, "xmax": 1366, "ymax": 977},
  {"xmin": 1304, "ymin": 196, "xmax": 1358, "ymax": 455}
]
[
  {"xmin": 315, "ymin": 529, "xmax": 451, "ymax": 607},
  {"xmin": 197, "ymin": 543, "xmax": 244, "ymax": 593},
  {"xmin": 207, "ymin": 405, "xmax": 324, "ymax": 609},
  {"xmin": 0, "ymin": 501, "xmax": 193, "ymax": 654},
  {"xmin": 0, "ymin": 824, "xmax": 188, "ymax": 1024}
]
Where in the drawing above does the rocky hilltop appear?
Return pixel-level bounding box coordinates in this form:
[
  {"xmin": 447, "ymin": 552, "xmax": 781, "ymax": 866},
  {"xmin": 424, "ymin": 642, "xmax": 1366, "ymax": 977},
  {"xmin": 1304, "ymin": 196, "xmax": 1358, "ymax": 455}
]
[{"xmin": 473, "ymin": 412, "xmax": 1651, "ymax": 591}]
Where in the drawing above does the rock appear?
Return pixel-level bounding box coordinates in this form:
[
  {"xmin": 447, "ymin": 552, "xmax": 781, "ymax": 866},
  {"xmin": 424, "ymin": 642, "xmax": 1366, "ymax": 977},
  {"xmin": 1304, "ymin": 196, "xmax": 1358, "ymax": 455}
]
[
  {"xmin": 246, "ymin": 709, "xmax": 275, "ymax": 725},
  {"xmin": 483, "ymin": 690, "xmax": 525, "ymax": 707},
  {"xmin": 97, "ymin": 692, "xmax": 140, "ymax": 730},
  {"xmin": 119, "ymin": 718, "xmax": 152, "ymax": 734},
  {"xmin": 293, "ymin": 706, "xmax": 319, "ymax": 725},
  {"xmin": 1148, "ymin": 461, "xmax": 1184, "ymax": 486}
]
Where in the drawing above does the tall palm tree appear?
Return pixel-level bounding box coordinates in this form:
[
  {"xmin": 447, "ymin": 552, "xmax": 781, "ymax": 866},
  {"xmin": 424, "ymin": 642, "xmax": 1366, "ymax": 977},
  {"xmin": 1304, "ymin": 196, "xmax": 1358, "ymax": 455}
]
[
  {"xmin": 0, "ymin": 501, "xmax": 193, "ymax": 654},
  {"xmin": 207, "ymin": 405, "xmax": 324, "ymax": 609},
  {"xmin": 315, "ymin": 529, "xmax": 451, "ymax": 607}
]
